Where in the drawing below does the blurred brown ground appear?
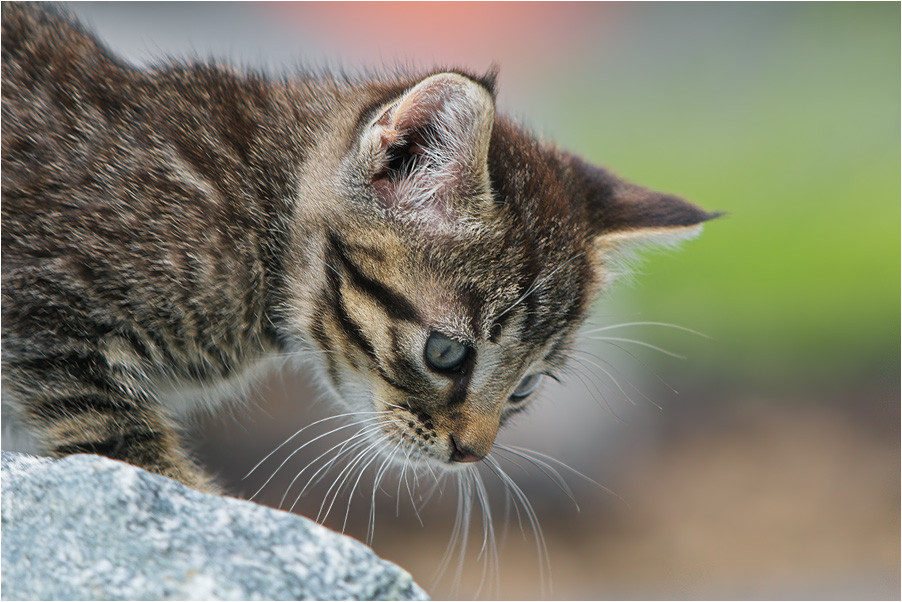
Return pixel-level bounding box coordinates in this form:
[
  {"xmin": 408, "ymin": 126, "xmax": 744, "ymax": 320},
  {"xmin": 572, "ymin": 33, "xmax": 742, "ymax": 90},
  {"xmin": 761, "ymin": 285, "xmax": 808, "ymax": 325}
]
[{"xmin": 194, "ymin": 369, "xmax": 899, "ymax": 600}]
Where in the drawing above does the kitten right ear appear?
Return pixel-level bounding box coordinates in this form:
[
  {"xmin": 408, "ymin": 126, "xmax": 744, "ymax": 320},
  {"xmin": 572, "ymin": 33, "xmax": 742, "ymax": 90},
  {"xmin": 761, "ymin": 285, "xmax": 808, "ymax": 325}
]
[{"xmin": 362, "ymin": 73, "xmax": 495, "ymax": 219}]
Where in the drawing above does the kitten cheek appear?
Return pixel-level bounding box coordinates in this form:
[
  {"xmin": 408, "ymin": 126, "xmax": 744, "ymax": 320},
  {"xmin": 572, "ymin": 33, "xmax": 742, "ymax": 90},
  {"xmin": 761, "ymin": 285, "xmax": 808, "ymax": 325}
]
[{"xmin": 368, "ymin": 381, "xmax": 399, "ymax": 413}]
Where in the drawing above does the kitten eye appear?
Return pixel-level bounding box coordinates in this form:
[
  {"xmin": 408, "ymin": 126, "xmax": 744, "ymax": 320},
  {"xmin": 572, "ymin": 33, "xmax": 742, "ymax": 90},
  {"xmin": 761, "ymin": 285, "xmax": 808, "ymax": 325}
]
[
  {"xmin": 510, "ymin": 374, "xmax": 542, "ymax": 401},
  {"xmin": 424, "ymin": 331, "xmax": 468, "ymax": 372}
]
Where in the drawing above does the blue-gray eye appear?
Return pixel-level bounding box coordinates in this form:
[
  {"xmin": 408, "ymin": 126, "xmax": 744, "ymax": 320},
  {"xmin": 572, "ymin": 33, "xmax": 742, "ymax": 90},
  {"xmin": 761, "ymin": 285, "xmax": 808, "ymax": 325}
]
[
  {"xmin": 510, "ymin": 374, "xmax": 542, "ymax": 400},
  {"xmin": 424, "ymin": 332, "xmax": 468, "ymax": 372}
]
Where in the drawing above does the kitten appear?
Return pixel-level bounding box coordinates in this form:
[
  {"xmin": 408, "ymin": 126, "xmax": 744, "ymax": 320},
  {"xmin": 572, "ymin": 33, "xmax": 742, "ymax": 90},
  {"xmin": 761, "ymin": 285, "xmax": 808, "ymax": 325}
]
[{"xmin": 1, "ymin": 3, "xmax": 717, "ymax": 494}]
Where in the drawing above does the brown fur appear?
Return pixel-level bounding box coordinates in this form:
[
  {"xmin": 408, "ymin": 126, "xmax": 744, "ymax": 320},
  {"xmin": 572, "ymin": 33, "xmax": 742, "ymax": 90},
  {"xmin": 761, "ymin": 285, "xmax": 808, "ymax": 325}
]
[{"xmin": 1, "ymin": 3, "xmax": 716, "ymax": 491}]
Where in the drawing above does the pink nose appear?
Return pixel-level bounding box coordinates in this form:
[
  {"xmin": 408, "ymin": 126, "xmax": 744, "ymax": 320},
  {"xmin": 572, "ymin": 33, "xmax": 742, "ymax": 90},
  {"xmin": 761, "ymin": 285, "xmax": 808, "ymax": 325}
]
[{"xmin": 449, "ymin": 434, "xmax": 485, "ymax": 463}]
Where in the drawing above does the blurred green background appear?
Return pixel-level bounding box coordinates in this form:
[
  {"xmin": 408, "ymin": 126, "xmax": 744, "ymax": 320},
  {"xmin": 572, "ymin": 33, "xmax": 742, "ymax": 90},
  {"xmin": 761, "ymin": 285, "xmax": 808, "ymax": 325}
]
[
  {"xmin": 68, "ymin": 2, "xmax": 899, "ymax": 599},
  {"xmin": 566, "ymin": 3, "xmax": 900, "ymax": 388}
]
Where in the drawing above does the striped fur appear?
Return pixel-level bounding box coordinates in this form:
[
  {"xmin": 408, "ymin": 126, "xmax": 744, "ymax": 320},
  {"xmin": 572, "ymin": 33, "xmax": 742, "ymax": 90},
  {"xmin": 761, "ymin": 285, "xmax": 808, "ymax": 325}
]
[{"xmin": 1, "ymin": 3, "xmax": 717, "ymax": 490}]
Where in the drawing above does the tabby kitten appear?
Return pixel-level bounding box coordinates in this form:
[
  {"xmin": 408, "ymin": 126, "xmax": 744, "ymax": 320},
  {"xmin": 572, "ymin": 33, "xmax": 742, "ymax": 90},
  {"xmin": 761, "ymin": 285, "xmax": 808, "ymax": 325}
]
[{"xmin": 1, "ymin": 3, "xmax": 716, "ymax": 494}]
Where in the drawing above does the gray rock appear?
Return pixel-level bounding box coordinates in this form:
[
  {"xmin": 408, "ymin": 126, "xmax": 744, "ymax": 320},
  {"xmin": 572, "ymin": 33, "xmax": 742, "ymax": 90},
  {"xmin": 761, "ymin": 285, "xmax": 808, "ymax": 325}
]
[{"xmin": 1, "ymin": 451, "xmax": 429, "ymax": 601}]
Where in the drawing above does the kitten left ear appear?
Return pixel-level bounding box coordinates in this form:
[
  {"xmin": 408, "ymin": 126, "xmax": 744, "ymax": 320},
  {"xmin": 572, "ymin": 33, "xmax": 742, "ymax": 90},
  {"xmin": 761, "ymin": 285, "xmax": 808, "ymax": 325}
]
[
  {"xmin": 571, "ymin": 155, "xmax": 722, "ymax": 248},
  {"xmin": 363, "ymin": 73, "xmax": 495, "ymax": 216}
]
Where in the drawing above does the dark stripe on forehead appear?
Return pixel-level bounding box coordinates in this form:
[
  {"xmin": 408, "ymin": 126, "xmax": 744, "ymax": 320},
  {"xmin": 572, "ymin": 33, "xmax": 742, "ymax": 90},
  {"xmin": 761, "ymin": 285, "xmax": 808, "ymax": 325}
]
[
  {"xmin": 334, "ymin": 294, "xmax": 379, "ymax": 368},
  {"xmin": 521, "ymin": 251, "xmax": 592, "ymax": 347},
  {"xmin": 523, "ymin": 297, "xmax": 569, "ymax": 348},
  {"xmin": 387, "ymin": 325, "xmax": 428, "ymax": 389},
  {"xmin": 491, "ymin": 307, "xmax": 512, "ymax": 341},
  {"xmin": 327, "ymin": 232, "xmax": 422, "ymax": 324},
  {"xmin": 323, "ymin": 264, "xmax": 380, "ymax": 370},
  {"xmin": 538, "ymin": 257, "xmax": 594, "ymax": 344},
  {"xmin": 489, "ymin": 244, "xmax": 542, "ymax": 339},
  {"xmin": 310, "ymin": 300, "xmax": 343, "ymax": 387},
  {"xmin": 516, "ymin": 241, "xmax": 546, "ymax": 338},
  {"xmin": 457, "ymin": 282, "xmax": 483, "ymax": 337},
  {"xmin": 377, "ymin": 366, "xmax": 420, "ymax": 396}
]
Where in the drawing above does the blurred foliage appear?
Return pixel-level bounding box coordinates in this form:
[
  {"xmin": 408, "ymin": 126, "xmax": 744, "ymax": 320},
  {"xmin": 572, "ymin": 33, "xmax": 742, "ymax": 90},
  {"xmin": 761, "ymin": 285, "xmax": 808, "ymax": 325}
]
[{"xmin": 553, "ymin": 3, "xmax": 899, "ymax": 386}]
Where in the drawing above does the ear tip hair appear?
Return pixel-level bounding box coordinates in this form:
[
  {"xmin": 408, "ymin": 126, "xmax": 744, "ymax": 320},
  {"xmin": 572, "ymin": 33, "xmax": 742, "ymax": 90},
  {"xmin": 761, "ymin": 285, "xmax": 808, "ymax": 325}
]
[
  {"xmin": 480, "ymin": 64, "xmax": 500, "ymax": 95},
  {"xmin": 701, "ymin": 210, "xmax": 728, "ymax": 222},
  {"xmin": 430, "ymin": 67, "xmax": 498, "ymax": 97},
  {"xmin": 671, "ymin": 198, "xmax": 724, "ymax": 225}
]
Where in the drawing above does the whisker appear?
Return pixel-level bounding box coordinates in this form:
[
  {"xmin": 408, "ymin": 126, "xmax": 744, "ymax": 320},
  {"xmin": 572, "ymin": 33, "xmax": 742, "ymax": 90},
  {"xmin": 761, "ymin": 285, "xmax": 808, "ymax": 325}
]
[
  {"xmin": 573, "ymin": 350, "xmax": 662, "ymax": 410},
  {"xmin": 502, "ymin": 444, "xmax": 630, "ymax": 508},
  {"xmin": 281, "ymin": 420, "xmax": 399, "ymax": 510},
  {"xmin": 471, "ymin": 466, "xmax": 499, "ymax": 599},
  {"xmin": 494, "ymin": 445, "xmax": 579, "ymax": 511},
  {"xmin": 559, "ymin": 362, "xmax": 627, "ymax": 423},
  {"xmin": 293, "ymin": 419, "xmax": 403, "ymax": 495},
  {"xmin": 282, "ymin": 435, "xmax": 372, "ymax": 511},
  {"xmin": 585, "ymin": 335, "xmax": 687, "ymax": 360},
  {"xmin": 571, "ymin": 353, "xmax": 648, "ymax": 409},
  {"xmin": 583, "ymin": 339, "xmax": 680, "ymax": 395},
  {"xmin": 327, "ymin": 436, "xmax": 391, "ymax": 529},
  {"xmin": 414, "ymin": 470, "xmax": 445, "ymax": 514},
  {"xmin": 244, "ymin": 410, "xmax": 390, "ymax": 479},
  {"xmin": 260, "ymin": 347, "xmax": 336, "ymax": 364},
  {"xmin": 394, "ymin": 456, "xmax": 407, "ymax": 517},
  {"xmin": 296, "ymin": 435, "xmax": 372, "ymax": 499},
  {"xmin": 379, "ymin": 400, "xmax": 410, "ymax": 412},
  {"xmin": 570, "ymin": 354, "xmax": 643, "ymax": 413},
  {"xmin": 340, "ymin": 434, "xmax": 396, "ymax": 533},
  {"xmin": 499, "ymin": 483, "xmax": 514, "ymax": 559},
  {"xmin": 368, "ymin": 442, "xmax": 404, "ymax": 545},
  {"xmin": 581, "ymin": 321, "xmax": 710, "ymax": 338},
  {"xmin": 452, "ymin": 472, "xmax": 473, "ymax": 595},
  {"xmin": 417, "ymin": 454, "xmax": 443, "ymax": 495},
  {"xmin": 488, "ymin": 456, "xmax": 553, "ymax": 597},
  {"xmin": 432, "ymin": 472, "xmax": 472, "ymax": 595},
  {"xmin": 398, "ymin": 449, "xmax": 425, "ymax": 527},
  {"xmin": 316, "ymin": 435, "xmax": 386, "ymax": 523},
  {"xmin": 248, "ymin": 415, "xmax": 390, "ymax": 501}
]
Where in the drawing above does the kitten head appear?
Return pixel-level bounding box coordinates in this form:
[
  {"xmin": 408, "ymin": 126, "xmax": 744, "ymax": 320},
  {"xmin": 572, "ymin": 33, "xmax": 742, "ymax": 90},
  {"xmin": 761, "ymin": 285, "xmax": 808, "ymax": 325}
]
[{"xmin": 298, "ymin": 72, "xmax": 717, "ymax": 469}]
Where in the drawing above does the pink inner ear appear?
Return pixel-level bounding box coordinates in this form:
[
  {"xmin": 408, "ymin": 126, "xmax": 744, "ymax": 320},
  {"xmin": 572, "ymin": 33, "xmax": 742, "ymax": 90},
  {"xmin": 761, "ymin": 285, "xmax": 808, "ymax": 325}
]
[
  {"xmin": 372, "ymin": 97, "xmax": 453, "ymax": 210},
  {"xmin": 375, "ymin": 81, "xmax": 446, "ymax": 146},
  {"xmin": 368, "ymin": 74, "xmax": 495, "ymax": 220},
  {"xmin": 379, "ymin": 128, "xmax": 400, "ymax": 148},
  {"xmin": 393, "ymin": 84, "xmax": 448, "ymax": 132}
]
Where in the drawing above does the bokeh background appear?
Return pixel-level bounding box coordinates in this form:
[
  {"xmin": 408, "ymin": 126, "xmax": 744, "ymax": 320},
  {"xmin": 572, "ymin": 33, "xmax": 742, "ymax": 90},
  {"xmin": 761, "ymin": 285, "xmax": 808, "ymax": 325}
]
[{"xmin": 65, "ymin": 3, "xmax": 899, "ymax": 599}]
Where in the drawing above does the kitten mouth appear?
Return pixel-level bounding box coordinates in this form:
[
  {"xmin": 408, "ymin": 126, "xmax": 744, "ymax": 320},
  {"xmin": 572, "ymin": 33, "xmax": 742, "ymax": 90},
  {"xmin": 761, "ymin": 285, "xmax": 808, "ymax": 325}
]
[
  {"xmin": 374, "ymin": 404, "xmax": 492, "ymax": 469},
  {"xmin": 376, "ymin": 412, "xmax": 466, "ymax": 470},
  {"xmin": 385, "ymin": 432, "xmax": 484, "ymax": 472}
]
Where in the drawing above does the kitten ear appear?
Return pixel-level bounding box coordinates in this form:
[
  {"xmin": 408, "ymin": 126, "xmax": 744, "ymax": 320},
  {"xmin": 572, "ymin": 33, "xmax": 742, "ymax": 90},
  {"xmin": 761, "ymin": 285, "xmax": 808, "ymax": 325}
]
[
  {"xmin": 571, "ymin": 156, "xmax": 721, "ymax": 249},
  {"xmin": 364, "ymin": 73, "xmax": 495, "ymax": 215}
]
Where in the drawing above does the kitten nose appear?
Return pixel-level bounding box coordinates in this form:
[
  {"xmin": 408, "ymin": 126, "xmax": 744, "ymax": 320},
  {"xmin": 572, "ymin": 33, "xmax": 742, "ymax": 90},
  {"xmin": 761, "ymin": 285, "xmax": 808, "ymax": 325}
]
[{"xmin": 449, "ymin": 434, "xmax": 485, "ymax": 463}]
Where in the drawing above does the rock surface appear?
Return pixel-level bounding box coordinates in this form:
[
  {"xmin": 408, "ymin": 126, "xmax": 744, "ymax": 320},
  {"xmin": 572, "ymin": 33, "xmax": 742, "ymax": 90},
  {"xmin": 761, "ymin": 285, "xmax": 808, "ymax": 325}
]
[{"xmin": 1, "ymin": 451, "xmax": 429, "ymax": 601}]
